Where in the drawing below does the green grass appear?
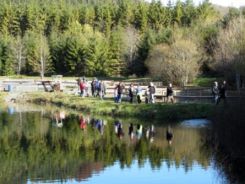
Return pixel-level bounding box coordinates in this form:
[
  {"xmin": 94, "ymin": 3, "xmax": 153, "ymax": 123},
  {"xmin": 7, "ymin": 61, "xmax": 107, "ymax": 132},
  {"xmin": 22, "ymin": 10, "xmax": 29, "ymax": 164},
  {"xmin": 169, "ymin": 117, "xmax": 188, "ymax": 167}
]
[
  {"xmin": 26, "ymin": 92, "xmax": 214, "ymax": 122},
  {"xmin": 192, "ymin": 76, "xmax": 223, "ymax": 87}
]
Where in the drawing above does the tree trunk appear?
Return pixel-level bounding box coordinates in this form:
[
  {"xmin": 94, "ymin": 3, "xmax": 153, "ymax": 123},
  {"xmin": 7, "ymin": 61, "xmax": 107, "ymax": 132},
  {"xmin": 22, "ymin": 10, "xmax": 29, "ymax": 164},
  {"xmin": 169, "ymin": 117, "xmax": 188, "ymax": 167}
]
[
  {"xmin": 18, "ymin": 48, "xmax": 22, "ymax": 75},
  {"xmin": 40, "ymin": 53, "xmax": 44, "ymax": 80},
  {"xmin": 40, "ymin": 41, "xmax": 45, "ymax": 80}
]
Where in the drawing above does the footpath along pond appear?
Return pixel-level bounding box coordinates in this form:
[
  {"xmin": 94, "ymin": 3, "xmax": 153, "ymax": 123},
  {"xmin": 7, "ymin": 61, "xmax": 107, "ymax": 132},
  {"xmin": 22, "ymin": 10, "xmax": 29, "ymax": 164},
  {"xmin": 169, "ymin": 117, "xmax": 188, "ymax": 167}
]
[{"xmin": 0, "ymin": 104, "xmax": 229, "ymax": 184}]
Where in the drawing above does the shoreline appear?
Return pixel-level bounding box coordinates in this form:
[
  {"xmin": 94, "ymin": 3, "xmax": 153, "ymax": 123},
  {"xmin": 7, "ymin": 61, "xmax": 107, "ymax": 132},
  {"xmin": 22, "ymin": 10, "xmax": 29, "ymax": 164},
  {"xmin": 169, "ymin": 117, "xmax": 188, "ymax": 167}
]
[{"xmin": 12, "ymin": 92, "xmax": 215, "ymax": 122}]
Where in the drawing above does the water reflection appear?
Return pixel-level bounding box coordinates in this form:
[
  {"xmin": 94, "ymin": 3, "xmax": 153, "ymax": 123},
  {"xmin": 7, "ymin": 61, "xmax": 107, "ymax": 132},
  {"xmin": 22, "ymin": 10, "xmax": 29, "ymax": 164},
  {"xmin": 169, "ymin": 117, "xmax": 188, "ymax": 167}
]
[
  {"xmin": 53, "ymin": 110, "xmax": 66, "ymax": 128},
  {"xmin": 114, "ymin": 120, "xmax": 124, "ymax": 139},
  {"xmin": 166, "ymin": 126, "xmax": 174, "ymax": 145},
  {"xmin": 0, "ymin": 106, "xmax": 225, "ymax": 184}
]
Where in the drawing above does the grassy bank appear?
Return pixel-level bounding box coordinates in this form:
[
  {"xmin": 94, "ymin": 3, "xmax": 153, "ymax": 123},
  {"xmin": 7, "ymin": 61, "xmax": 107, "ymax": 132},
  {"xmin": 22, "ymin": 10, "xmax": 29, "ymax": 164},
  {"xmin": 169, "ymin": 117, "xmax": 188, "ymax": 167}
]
[{"xmin": 24, "ymin": 92, "xmax": 214, "ymax": 122}]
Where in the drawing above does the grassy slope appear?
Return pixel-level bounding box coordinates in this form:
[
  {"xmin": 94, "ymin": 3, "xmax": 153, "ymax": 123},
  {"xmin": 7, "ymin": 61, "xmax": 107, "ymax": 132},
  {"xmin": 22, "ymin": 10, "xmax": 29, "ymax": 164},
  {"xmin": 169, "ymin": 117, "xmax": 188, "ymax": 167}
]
[{"xmin": 26, "ymin": 92, "xmax": 214, "ymax": 122}]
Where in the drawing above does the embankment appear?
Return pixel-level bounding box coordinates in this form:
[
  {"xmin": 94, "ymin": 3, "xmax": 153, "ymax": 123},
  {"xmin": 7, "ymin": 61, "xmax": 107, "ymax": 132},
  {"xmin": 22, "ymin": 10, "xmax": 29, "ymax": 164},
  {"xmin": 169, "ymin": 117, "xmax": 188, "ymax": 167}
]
[{"xmin": 20, "ymin": 92, "xmax": 214, "ymax": 122}]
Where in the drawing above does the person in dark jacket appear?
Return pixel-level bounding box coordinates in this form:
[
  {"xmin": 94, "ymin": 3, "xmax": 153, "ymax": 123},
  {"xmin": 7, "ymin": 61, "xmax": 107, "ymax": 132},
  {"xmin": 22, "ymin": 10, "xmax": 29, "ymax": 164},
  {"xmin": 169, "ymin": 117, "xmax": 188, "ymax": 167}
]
[
  {"xmin": 91, "ymin": 79, "xmax": 96, "ymax": 97},
  {"xmin": 115, "ymin": 82, "xmax": 124, "ymax": 103},
  {"xmin": 128, "ymin": 84, "xmax": 134, "ymax": 103},
  {"xmin": 166, "ymin": 83, "xmax": 174, "ymax": 103},
  {"xmin": 148, "ymin": 82, "xmax": 156, "ymax": 103},
  {"xmin": 217, "ymin": 80, "xmax": 227, "ymax": 104}
]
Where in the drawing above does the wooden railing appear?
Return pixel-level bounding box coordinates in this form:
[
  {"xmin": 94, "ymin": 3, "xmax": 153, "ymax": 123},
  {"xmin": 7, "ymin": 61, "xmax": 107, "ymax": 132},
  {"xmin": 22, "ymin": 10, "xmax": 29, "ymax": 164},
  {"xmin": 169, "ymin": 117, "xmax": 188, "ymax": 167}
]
[{"xmin": 0, "ymin": 79, "xmax": 244, "ymax": 100}]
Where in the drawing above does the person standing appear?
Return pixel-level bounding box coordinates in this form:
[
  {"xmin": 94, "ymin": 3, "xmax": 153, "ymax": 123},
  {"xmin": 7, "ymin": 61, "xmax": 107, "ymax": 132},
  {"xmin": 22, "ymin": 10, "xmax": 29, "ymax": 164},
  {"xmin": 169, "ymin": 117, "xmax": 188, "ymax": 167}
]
[
  {"xmin": 166, "ymin": 83, "xmax": 174, "ymax": 103},
  {"xmin": 95, "ymin": 80, "xmax": 100, "ymax": 97},
  {"xmin": 85, "ymin": 79, "xmax": 89, "ymax": 97},
  {"xmin": 128, "ymin": 84, "xmax": 134, "ymax": 103},
  {"xmin": 97, "ymin": 80, "xmax": 102, "ymax": 99},
  {"xmin": 79, "ymin": 79, "xmax": 86, "ymax": 97},
  {"xmin": 212, "ymin": 81, "xmax": 219, "ymax": 104},
  {"xmin": 91, "ymin": 79, "xmax": 96, "ymax": 97},
  {"xmin": 148, "ymin": 82, "xmax": 156, "ymax": 103},
  {"xmin": 97, "ymin": 81, "xmax": 106, "ymax": 100},
  {"xmin": 217, "ymin": 80, "xmax": 227, "ymax": 104},
  {"xmin": 99, "ymin": 81, "xmax": 106, "ymax": 100},
  {"xmin": 136, "ymin": 85, "xmax": 143, "ymax": 103},
  {"xmin": 115, "ymin": 82, "xmax": 124, "ymax": 103},
  {"xmin": 145, "ymin": 89, "xmax": 149, "ymax": 104}
]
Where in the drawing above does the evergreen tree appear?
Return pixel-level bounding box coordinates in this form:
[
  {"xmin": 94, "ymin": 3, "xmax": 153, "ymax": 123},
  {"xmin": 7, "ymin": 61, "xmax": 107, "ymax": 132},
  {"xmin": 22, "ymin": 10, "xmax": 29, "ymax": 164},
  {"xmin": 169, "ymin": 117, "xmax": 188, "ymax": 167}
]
[
  {"xmin": 133, "ymin": 3, "xmax": 148, "ymax": 32},
  {"xmin": 65, "ymin": 36, "xmax": 86, "ymax": 76},
  {"xmin": 131, "ymin": 29, "xmax": 156, "ymax": 76},
  {"xmin": 109, "ymin": 27, "xmax": 124, "ymax": 76},
  {"xmin": 0, "ymin": 35, "xmax": 14, "ymax": 75}
]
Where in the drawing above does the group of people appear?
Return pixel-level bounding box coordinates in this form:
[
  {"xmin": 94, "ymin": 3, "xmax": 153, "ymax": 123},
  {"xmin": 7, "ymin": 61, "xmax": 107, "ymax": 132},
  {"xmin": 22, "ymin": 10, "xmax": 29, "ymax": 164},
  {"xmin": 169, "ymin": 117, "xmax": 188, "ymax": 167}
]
[
  {"xmin": 111, "ymin": 121, "xmax": 174, "ymax": 145},
  {"xmin": 78, "ymin": 77, "xmax": 229, "ymax": 105},
  {"xmin": 212, "ymin": 80, "xmax": 227, "ymax": 105},
  {"xmin": 115, "ymin": 82, "xmax": 175, "ymax": 104},
  {"xmin": 77, "ymin": 77, "xmax": 177, "ymax": 104},
  {"xmin": 114, "ymin": 121, "xmax": 156, "ymax": 141},
  {"xmin": 78, "ymin": 78, "xmax": 106, "ymax": 99},
  {"xmin": 79, "ymin": 115, "xmax": 106, "ymax": 135},
  {"xmin": 52, "ymin": 111, "xmax": 174, "ymax": 144}
]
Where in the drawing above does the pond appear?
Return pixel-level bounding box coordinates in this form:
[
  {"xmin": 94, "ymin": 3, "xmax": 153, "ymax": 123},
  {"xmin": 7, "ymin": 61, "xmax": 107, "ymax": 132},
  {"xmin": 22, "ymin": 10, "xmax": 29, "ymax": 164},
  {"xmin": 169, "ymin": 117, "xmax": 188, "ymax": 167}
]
[{"xmin": 0, "ymin": 104, "xmax": 227, "ymax": 184}]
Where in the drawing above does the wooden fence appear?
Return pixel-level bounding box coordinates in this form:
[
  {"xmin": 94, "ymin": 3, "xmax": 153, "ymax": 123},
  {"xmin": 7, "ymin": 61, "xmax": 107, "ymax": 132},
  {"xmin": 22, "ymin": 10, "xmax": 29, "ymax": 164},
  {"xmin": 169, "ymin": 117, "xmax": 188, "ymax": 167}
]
[{"xmin": 0, "ymin": 79, "xmax": 244, "ymax": 103}]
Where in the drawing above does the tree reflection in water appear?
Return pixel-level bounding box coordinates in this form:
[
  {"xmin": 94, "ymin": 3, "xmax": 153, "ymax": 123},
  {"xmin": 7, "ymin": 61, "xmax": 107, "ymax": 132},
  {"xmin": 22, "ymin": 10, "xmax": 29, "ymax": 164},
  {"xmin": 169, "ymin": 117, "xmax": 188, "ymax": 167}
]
[{"xmin": 0, "ymin": 109, "xmax": 212, "ymax": 183}]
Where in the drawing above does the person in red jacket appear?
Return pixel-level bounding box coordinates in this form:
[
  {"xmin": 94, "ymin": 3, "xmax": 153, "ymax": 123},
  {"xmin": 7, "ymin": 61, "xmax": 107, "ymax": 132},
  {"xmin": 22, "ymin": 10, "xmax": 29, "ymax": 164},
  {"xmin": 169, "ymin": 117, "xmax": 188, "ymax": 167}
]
[{"xmin": 79, "ymin": 79, "xmax": 86, "ymax": 97}]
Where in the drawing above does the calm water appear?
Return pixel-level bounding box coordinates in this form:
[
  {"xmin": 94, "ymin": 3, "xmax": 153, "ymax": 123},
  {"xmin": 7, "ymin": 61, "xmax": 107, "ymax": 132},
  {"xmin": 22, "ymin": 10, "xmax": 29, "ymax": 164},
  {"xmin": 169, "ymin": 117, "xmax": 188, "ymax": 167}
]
[{"xmin": 0, "ymin": 104, "xmax": 227, "ymax": 184}]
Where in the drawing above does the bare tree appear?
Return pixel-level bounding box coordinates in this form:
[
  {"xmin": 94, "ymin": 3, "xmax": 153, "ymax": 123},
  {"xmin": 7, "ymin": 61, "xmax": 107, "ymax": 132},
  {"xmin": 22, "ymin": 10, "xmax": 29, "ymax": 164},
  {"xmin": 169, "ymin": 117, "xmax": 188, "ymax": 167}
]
[
  {"xmin": 10, "ymin": 36, "xmax": 25, "ymax": 75},
  {"xmin": 121, "ymin": 26, "xmax": 140, "ymax": 71},
  {"xmin": 39, "ymin": 34, "xmax": 50, "ymax": 79},
  {"xmin": 146, "ymin": 38, "xmax": 200, "ymax": 86},
  {"xmin": 214, "ymin": 16, "xmax": 245, "ymax": 90},
  {"xmin": 24, "ymin": 31, "xmax": 51, "ymax": 79}
]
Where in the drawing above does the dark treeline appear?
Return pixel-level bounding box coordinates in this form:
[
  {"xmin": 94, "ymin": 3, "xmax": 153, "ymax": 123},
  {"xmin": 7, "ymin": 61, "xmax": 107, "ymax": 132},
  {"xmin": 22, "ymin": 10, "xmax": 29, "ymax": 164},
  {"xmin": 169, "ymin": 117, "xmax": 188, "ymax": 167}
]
[{"xmin": 0, "ymin": 0, "xmax": 245, "ymax": 82}]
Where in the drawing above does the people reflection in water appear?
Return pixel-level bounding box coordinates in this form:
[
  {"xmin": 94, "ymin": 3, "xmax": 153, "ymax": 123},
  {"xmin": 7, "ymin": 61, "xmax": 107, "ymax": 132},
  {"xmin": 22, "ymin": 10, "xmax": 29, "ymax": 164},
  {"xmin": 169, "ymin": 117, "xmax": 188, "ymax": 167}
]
[
  {"xmin": 90, "ymin": 118, "xmax": 105, "ymax": 135},
  {"xmin": 114, "ymin": 120, "xmax": 120, "ymax": 134},
  {"xmin": 95, "ymin": 119, "xmax": 104, "ymax": 135},
  {"xmin": 55, "ymin": 110, "xmax": 66, "ymax": 128},
  {"xmin": 146, "ymin": 124, "xmax": 155, "ymax": 142},
  {"xmin": 136, "ymin": 124, "xmax": 143, "ymax": 139},
  {"xmin": 166, "ymin": 126, "xmax": 173, "ymax": 145},
  {"xmin": 80, "ymin": 115, "xmax": 87, "ymax": 130},
  {"xmin": 114, "ymin": 120, "xmax": 124, "ymax": 139},
  {"xmin": 90, "ymin": 118, "xmax": 96, "ymax": 128},
  {"xmin": 128, "ymin": 123, "xmax": 134, "ymax": 140},
  {"xmin": 117, "ymin": 123, "xmax": 124, "ymax": 139}
]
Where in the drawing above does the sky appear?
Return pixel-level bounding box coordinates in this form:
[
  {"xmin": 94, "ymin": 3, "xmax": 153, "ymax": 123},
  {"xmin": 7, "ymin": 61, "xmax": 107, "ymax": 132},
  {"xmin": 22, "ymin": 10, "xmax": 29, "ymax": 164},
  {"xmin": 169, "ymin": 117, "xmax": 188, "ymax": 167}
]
[{"xmin": 146, "ymin": 0, "xmax": 245, "ymax": 8}]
